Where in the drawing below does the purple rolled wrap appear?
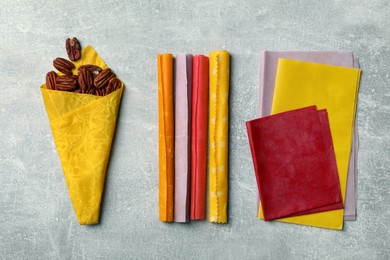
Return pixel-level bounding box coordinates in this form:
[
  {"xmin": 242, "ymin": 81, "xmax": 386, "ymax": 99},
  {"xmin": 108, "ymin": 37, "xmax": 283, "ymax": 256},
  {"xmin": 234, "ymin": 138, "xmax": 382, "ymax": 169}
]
[{"xmin": 174, "ymin": 54, "xmax": 193, "ymax": 222}]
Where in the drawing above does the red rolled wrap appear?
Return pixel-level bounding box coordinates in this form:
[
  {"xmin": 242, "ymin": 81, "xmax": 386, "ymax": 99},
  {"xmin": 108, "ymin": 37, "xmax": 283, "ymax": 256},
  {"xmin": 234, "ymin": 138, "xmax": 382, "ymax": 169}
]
[{"xmin": 190, "ymin": 55, "xmax": 209, "ymax": 220}]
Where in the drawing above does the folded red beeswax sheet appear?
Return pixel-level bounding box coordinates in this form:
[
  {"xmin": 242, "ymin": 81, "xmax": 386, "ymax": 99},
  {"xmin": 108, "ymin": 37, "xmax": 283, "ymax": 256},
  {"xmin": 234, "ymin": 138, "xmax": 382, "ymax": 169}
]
[
  {"xmin": 191, "ymin": 55, "xmax": 209, "ymax": 220},
  {"xmin": 246, "ymin": 106, "xmax": 343, "ymax": 221},
  {"xmin": 259, "ymin": 51, "xmax": 359, "ymax": 221},
  {"xmin": 174, "ymin": 54, "xmax": 193, "ymax": 222}
]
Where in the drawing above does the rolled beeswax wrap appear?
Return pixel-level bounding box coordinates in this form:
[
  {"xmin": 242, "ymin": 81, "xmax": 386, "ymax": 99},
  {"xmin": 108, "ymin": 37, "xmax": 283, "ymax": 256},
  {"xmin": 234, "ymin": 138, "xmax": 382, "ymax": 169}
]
[
  {"xmin": 158, "ymin": 54, "xmax": 174, "ymax": 222},
  {"xmin": 264, "ymin": 59, "xmax": 361, "ymax": 230},
  {"xmin": 191, "ymin": 55, "xmax": 209, "ymax": 220},
  {"xmin": 259, "ymin": 51, "xmax": 359, "ymax": 220},
  {"xmin": 41, "ymin": 45, "xmax": 123, "ymax": 225},
  {"xmin": 209, "ymin": 50, "xmax": 230, "ymax": 223},
  {"xmin": 174, "ymin": 54, "xmax": 193, "ymax": 223},
  {"xmin": 246, "ymin": 106, "xmax": 343, "ymax": 221}
]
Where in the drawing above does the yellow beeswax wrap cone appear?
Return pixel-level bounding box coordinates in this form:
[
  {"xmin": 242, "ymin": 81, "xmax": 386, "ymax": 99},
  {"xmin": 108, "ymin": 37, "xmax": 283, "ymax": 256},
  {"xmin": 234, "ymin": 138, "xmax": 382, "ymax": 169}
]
[
  {"xmin": 40, "ymin": 45, "xmax": 124, "ymax": 225},
  {"xmin": 209, "ymin": 50, "xmax": 230, "ymax": 223},
  {"xmin": 258, "ymin": 59, "xmax": 360, "ymax": 230}
]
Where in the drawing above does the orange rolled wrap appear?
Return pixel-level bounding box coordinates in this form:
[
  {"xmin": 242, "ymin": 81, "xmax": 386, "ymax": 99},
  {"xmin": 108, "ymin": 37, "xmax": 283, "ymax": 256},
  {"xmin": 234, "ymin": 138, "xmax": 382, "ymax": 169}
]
[{"xmin": 158, "ymin": 54, "xmax": 174, "ymax": 222}]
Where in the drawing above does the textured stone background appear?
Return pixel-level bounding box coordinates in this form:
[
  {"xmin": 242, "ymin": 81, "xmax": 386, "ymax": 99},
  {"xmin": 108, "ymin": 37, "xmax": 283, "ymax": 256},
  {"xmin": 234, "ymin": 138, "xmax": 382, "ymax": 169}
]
[{"xmin": 1, "ymin": 0, "xmax": 389, "ymax": 259}]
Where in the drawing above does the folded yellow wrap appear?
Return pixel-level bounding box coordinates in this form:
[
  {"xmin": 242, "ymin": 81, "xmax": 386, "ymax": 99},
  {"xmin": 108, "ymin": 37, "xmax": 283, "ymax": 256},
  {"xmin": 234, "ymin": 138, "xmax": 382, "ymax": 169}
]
[
  {"xmin": 209, "ymin": 50, "xmax": 230, "ymax": 223},
  {"xmin": 258, "ymin": 59, "xmax": 360, "ymax": 230},
  {"xmin": 41, "ymin": 45, "xmax": 123, "ymax": 225},
  {"xmin": 157, "ymin": 54, "xmax": 174, "ymax": 222}
]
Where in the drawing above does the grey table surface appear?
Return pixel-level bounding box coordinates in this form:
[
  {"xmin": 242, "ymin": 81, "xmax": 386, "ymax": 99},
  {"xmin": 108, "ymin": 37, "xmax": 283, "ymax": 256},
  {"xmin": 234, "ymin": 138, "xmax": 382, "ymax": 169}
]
[{"xmin": 1, "ymin": 0, "xmax": 389, "ymax": 259}]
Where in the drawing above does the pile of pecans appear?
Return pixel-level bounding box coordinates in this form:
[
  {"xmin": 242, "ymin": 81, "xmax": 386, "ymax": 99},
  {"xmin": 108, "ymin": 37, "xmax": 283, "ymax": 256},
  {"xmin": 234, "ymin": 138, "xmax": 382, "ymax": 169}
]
[{"xmin": 45, "ymin": 37, "xmax": 121, "ymax": 96}]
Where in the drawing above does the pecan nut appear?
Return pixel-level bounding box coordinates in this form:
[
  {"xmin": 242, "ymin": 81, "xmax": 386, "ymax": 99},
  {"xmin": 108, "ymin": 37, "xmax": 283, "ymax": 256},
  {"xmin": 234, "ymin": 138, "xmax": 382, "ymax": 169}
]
[
  {"xmin": 106, "ymin": 77, "xmax": 122, "ymax": 95},
  {"xmin": 94, "ymin": 68, "xmax": 115, "ymax": 89},
  {"xmin": 46, "ymin": 71, "xmax": 57, "ymax": 90},
  {"xmin": 56, "ymin": 75, "xmax": 77, "ymax": 91},
  {"xmin": 78, "ymin": 64, "xmax": 102, "ymax": 79},
  {"xmin": 94, "ymin": 88, "xmax": 102, "ymax": 96},
  {"xmin": 78, "ymin": 69, "xmax": 93, "ymax": 93},
  {"xmin": 105, "ymin": 84, "xmax": 112, "ymax": 96},
  {"xmin": 66, "ymin": 37, "xmax": 81, "ymax": 61},
  {"xmin": 87, "ymin": 87, "xmax": 96, "ymax": 95},
  {"xmin": 53, "ymin": 57, "xmax": 75, "ymax": 75}
]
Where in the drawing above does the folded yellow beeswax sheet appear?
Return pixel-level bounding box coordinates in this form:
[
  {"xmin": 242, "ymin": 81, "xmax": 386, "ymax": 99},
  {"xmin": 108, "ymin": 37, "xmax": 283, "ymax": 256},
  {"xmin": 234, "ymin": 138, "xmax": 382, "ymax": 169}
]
[
  {"xmin": 209, "ymin": 50, "xmax": 230, "ymax": 223},
  {"xmin": 259, "ymin": 59, "xmax": 360, "ymax": 230},
  {"xmin": 41, "ymin": 46, "xmax": 123, "ymax": 225}
]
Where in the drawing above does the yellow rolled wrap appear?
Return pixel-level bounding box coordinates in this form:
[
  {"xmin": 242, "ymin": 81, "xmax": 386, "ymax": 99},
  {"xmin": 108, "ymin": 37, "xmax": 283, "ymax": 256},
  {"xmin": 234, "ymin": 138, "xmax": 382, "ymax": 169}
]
[
  {"xmin": 41, "ymin": 45, "xmax": 123, "ymax": 225},
  {"xmin": 258, "ymin": 59, "xmax": 360, "ymax": 230},
  {"xmin": 209, "ymin": 50, "xmax": 230, "ymax": 223}
]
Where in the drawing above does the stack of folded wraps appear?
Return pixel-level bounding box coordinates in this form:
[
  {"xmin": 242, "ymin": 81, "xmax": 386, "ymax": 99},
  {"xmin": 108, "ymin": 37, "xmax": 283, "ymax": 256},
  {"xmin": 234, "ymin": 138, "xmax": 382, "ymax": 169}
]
[{"xmin": 246, "ymin": 51, "xmax": 361, "ymax": 230}]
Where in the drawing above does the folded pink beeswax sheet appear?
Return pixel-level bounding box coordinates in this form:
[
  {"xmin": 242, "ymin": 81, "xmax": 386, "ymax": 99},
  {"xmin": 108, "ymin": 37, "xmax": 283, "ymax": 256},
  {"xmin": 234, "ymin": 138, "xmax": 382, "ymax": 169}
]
[{"xmin": 259, "ymin": 51, "xmax": 358, "ymax": 220}]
